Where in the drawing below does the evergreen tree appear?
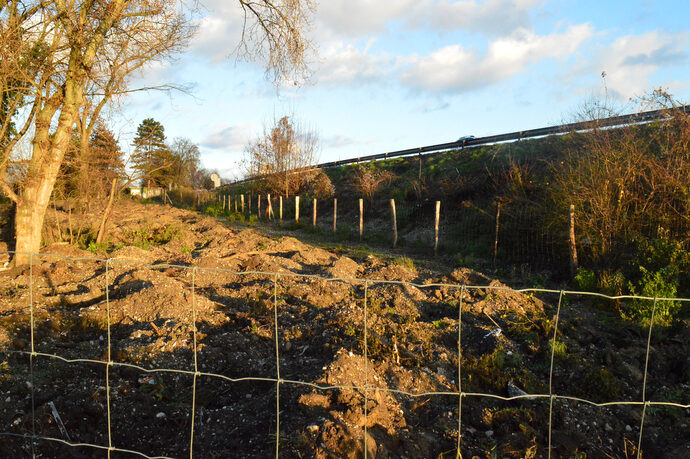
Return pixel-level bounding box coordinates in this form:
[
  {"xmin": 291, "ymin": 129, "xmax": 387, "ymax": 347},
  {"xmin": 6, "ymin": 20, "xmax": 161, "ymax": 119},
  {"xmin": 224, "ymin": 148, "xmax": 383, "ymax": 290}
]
[
  {"xmin": 131, "ymin": 118, "xmax": 173, "ymax": 188},
  {"xmin": 90, "ymin": 124, "xmax": 124, "ymax": 190},
  {"xmin": 55, "ymin": 122, "xmax": 124, "ymax": 200}
]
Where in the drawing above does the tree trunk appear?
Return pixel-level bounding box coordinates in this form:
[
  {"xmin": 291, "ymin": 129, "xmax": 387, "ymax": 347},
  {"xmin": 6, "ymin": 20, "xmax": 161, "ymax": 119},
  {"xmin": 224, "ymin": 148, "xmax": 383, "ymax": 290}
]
[
  {"xmin": 96, "ymin": 178, "xmax": 118, "ymax": 244},
  {"xmin": 13, "ymin": 105, "xmax": 78, "ymax": 265},
  {"xmin": 14, "ymin": 148, "xmax": 69, "ymax": 265},
  {"xmin": 13, "ymin": 61, "xmax": 84, "ymax": 265}
]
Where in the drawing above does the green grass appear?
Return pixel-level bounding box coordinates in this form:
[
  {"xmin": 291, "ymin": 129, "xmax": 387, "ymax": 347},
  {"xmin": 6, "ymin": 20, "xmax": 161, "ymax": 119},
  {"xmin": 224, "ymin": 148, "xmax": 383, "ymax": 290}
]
[{"xmin": 392, "ymin": 256, "xmax": 415, "ymax": 270}]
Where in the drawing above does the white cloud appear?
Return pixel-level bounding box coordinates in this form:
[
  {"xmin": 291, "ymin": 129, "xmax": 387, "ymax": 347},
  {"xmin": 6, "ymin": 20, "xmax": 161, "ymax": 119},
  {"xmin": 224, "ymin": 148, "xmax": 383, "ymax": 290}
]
[
  {"xmin": 591, "ymin": 31, "xmax": 689, "ymax": 99},
  {"xmin": 401, "ymin": 24, "xmax": 593, "ymax": 93},
  {"xmin": 315, "ymin": 41, "xmax": 395, "ymax": 85},
  {"xmin": 325, "ymin": 134, "xmax": 359, "ymax": 148},
  {"xmin": 189, "ymin": 2, "xmax": 246, "ymax": 63},
  {"xmin": 315, "ymin": 0, "xmax": 542, "ymax": 40},
  {"xmin": 410, "ymin": 0, "xmax": 542, "ymax": 35},
  {"xmin": 202, "ymin": 123, "xmax": 256, "ymax": 151},
  {"xmin": 316, "ymin": 1, "xmax": 415, "ymax": 38},
  {"xmin": 181, "ymin": 0, "xmax": 558, "ymax": 92}
]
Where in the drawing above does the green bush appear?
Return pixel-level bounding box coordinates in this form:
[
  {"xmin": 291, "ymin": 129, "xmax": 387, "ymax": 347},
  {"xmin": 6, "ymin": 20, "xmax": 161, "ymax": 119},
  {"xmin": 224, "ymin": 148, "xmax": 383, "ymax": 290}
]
[
  {"xmin": 202, "ymin": 203, "xmax": 224, "ymax": 217},
  {"xmin": 128, "ymin": 223, "xmax": 181, "ymax": 249},
  {"xmin": 626, "ymin": 266, "xmax": 680, "ymax": 325},
  {"xmin": 227, "ymin": 212, "xmax": 245, "ymax": 223},
  {"xmin": 574, "ymin": 267, "xmax": 596, "ymax": 292},
  {"xmin": 87, "ymin": 241, "xmax": 109, "ymax": 254},
  {"xmin": 455, "ymin": 252, "xmax": 475, "ymax": 268},
  {"xmin": 599, "ymin": 270, "xmax": 625, "ymax": 296}
]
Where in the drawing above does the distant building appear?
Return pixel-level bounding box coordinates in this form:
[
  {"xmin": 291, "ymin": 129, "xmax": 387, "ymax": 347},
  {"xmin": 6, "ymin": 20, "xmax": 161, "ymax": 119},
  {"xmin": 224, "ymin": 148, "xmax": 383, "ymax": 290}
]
[
  {"xmin": 210, "ymin": 173, "xmax": 221, "ymax": 189},
  {"xmin": 126, "ymin": 187, "xmax": 164, "ymax": 199}
]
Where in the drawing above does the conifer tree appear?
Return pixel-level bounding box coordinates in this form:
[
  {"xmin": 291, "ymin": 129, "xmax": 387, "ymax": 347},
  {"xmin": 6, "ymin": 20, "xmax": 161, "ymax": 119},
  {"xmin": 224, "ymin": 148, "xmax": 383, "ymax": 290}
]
[{"xmin": 131, "ymin": 118, "xmax": 172, "ymax": 188}]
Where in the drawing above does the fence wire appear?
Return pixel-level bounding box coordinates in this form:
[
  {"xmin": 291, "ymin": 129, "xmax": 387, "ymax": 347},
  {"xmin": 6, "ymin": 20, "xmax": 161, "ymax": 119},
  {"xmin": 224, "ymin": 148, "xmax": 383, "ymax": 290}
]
[{"xmin": 0, "ymin": 251, "xmax": 688, "ymax": 458}]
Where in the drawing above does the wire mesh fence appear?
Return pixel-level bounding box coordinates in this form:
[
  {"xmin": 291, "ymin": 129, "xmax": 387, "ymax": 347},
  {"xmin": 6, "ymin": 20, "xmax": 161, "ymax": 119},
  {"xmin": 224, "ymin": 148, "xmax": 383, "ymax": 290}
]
[
  {"xmin": 1, "ymin": 251, "xmax": 687, "ymax": 458},
  {"xmin": 197, "ymin": 193, "xmax": 574, "ymax": 273}
]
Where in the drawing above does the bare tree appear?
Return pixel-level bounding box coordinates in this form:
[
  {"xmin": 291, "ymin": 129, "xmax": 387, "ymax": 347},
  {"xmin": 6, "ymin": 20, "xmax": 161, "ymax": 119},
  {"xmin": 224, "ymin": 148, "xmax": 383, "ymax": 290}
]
[
  {"xmin": 351, "ymin": 163, "xmax": 395, "ymax": 204},
  {"xmin": 236, "ymin": 0, "xmax": 315, "ymax": 84},
  {"xmin": 1, "ymin": 0, "xmax": 315, "ymax": 266},
  {"xmin": 551, "ymin": 89, "xmax": 690, "ymax": 264},
  {"xmin": 244, "ymin": 114, "xmax": 319, "ymax": 198},
  {"xmin": 170, "ymin": 137, "xmax": 201, "ymax": 188}
]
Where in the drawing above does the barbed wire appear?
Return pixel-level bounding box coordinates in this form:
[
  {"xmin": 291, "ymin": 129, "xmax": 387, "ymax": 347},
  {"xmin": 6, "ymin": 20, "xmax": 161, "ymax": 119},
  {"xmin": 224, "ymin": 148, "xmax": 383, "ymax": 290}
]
[{"xmin": 0, "ymin": 251, "xmax": 688, "ymax": 458}]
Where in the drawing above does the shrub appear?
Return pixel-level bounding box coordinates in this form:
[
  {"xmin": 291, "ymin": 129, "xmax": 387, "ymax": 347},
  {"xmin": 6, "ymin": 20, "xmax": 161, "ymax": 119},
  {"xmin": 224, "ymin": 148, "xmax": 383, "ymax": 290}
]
[
  {"xmin": 579, "ymin": 368, "xmax": 622, "ymax": 402},
  {"xmin": 87, "ymin": 242, "xmax": 109, "ymax": 254},
  {"xmin": 202, "ymin": 203, "xmax": 224, "ymax": 217},
  {"xmin": 574, "ymin": 268, "xmax": 596, "ymax": 292},
  {"xmin": 227, "ymin": 212, "xmax": 245, "ymax": 223},
  {"xmin": 599, "ymin": 270, "xmax": 625, "ymax": 296},
  {"xmin": 626, "ymin": 266, "xmax": 680, "ymax": 325}
]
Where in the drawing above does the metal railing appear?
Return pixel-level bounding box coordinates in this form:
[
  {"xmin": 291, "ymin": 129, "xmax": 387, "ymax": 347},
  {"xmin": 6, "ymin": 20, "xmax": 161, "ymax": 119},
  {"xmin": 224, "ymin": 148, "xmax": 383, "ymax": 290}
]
[{"xmin": 229, "ymin": 104, "xmax": 690, "ymax": 185}]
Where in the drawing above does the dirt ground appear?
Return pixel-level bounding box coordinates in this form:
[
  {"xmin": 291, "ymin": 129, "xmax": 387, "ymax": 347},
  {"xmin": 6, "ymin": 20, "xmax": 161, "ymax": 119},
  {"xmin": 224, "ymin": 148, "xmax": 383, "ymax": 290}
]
[{"xmin": 0, "ymin": 199, "xmax": 688, "ymax": 458}]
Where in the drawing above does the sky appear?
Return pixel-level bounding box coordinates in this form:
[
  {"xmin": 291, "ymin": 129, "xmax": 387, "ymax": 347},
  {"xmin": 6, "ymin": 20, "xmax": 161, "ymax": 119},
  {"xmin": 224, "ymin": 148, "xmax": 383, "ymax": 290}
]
[{"xmin": 115, "ymin": 0, "xmax": 690, "ymax": 181}]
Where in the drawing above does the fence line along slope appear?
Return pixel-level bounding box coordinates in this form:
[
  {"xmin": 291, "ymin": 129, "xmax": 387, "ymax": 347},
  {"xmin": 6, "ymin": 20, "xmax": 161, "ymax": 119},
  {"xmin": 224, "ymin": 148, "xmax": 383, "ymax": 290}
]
[{"xmin": 0, "ymin": 200, "xmax": 688, "ymax": 458}]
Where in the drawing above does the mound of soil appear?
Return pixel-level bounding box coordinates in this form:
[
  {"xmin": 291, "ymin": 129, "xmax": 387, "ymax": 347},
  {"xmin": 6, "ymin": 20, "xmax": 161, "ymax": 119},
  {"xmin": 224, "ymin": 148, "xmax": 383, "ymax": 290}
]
[{"xmin": 0, "ymin": 200, "xmax": 687, "ymax": 458}]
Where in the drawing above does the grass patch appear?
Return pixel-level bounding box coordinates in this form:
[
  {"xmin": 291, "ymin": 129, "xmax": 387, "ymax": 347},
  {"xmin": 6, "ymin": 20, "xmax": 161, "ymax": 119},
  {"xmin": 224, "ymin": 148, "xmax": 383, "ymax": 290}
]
[{"xmin": 392, "ymin": 256, "xmax": 415, "ymax": 270}]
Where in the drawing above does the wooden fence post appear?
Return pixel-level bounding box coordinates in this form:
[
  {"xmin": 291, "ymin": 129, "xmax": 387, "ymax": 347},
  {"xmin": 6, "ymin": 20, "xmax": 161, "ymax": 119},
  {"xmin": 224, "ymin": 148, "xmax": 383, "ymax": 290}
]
[
  {"xmin": 313, "ymin": 198, "xmax": 317, "ymax": 227},
  {"xmin": 391, "ymin": 199, "xmax": 398, "ymax": 248},
  {"xmin": 248, "ymin": 195, "xmax": 252, "ymax": 216},
  {"xmin": 434, "ymin": 200, "xmax": 440, "ymax": 256},
  {"xmin": 234, "ymin": 196, "xmax": 238, "ymax": 213},
  {"xmin": 359, "ymin": 198, "xmax": 364, "ymax": 241},
  {"xmin": 279, "ymin": 196, "xmax": 283, "ymax": 223},
  {"xmin": 258, "ymin": 195, "xmax": 262, "ymax": 220},
  {"xmin": 241, "ymin": 194, "xmax": 245, "ymax": 213},
  {"xmin": 569, "ymin": 204, "xmax": 578, "ymax": 277},
  {"xmin": 333, "ymin": 198, "xmax": 337, "ymax": 234},
  {"xmin": 295, "ymin": 196, "xmax": 300, "ymax": 223},
  {"xmin": 267, "ymin": 195, "xmax": 273, "ymax": 220},
  {"xmin": 223, "ymin": 194, "xmax": 226, "ymax": 210},
  {"xmin": 494, "ymin": 201, "xmax": 502, "ymax": 266}
]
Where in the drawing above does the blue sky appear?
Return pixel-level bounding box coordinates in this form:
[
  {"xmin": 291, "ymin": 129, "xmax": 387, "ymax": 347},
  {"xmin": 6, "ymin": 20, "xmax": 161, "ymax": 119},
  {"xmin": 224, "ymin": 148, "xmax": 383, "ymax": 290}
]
[{"xmin": 116, "ymin": 0, "xmax": 690, "ymax": 180}]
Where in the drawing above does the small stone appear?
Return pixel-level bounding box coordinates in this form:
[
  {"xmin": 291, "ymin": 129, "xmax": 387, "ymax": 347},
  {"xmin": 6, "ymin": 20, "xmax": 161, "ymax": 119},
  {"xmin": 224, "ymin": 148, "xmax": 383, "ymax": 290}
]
[
  {"xmin": 485, "ymin": 430, "xmax": 494, "ymax": 437},
  {"xmin": 625, "ymin": 425, "xmax": 632, "ymax": 432},
  {"xmin": 156, "ymin": 412, "xmax": 166, "ymax": 419},
  {"xmin": 245, "ymin": 393, "xmax": 252, "ymax": 399},
  {"xmin": 605, "ymin": 423, "xmax": 613, "ymax": 432}
]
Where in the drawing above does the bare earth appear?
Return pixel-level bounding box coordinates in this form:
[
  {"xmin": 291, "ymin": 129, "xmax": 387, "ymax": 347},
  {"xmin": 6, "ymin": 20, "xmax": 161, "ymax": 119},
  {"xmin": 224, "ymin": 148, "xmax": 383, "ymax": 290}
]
[{"xmin": 0, "ymin": 200, "xmax": 688, "ymax": 458}]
